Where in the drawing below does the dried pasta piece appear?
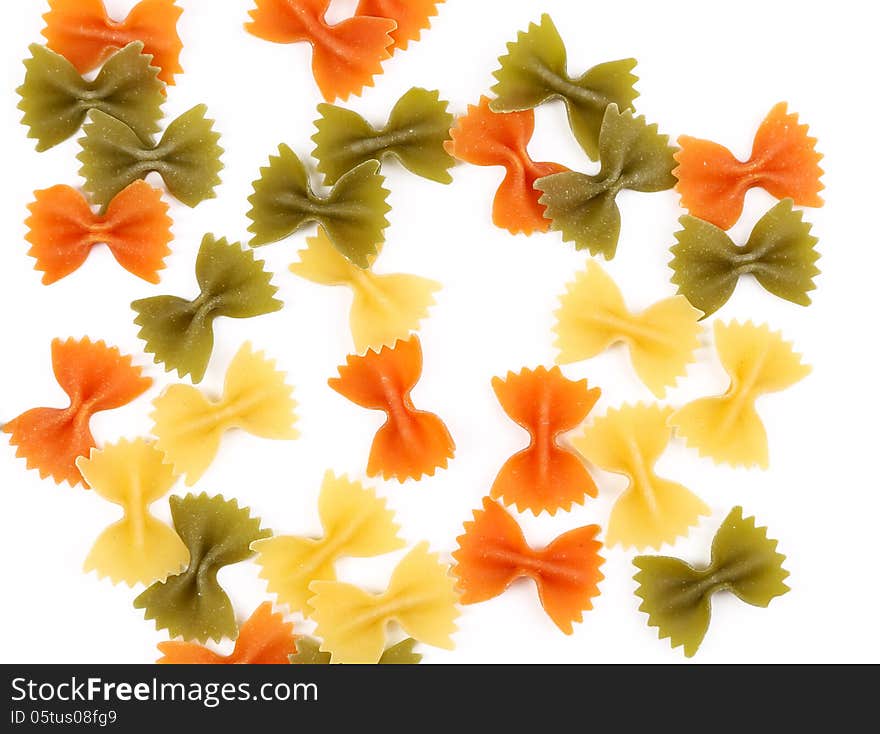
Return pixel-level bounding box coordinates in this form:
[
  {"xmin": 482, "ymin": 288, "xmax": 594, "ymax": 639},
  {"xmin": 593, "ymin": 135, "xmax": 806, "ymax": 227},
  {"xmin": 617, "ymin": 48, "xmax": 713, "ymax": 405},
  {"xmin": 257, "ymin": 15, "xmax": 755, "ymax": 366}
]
[
  {"xmin": 328, "ymin": 336, "xmax": 454, "ymax": 482},
  {"xmin": 17, "ymin": 43, "xmax": 163, "ymax": 152},
  {"xmin": 670, "ymin": 200, "xmax": 820, "ymax": 318},
  {"xmin": 356, "ymin": 0, "xmax": 442, "ymax": 52},
  {"xmin": 312, "ymin": 87, "xmax": 454, "ymax": 185},
  {"xmin": 554, "ymin": 261, "xmax": 702, "ymax": 398},
  {"xmin": 490, "ymin": 14, "xmax": 638, "ymax": 160},
  {"xmin": 290, "ymin": 229, "xmax": 440, "ymax": 353},
  {"xmin": 245, "ymin": 0, "xmax": 396, "ymax": 102},
  {"xmin": 309, "ymin": 543, "xmax": 459, "ymax": 664},
  {"xmin": 674, "ymin": 103, "xmax": 824, "ymax": 230},
  {"xmin": 670, "ymin": 321, "xmax": 810, "ymax": 468},
  {"xmin": 131, "ymin": 235, "xmax": 282, "ymax": 383},
  {"xmin": 291, "ymin": 637, "xmax": 421, "ymax": 664},
  {"xmin": 3, "ymin": 338, "xmax": 151, "ymax": 487},
  {"xmin": 248, "ymin": 145, "xmax": 390, "ymax": 268},
  {"xmin": 25, "ymin": 182, "xmax": 171, "ymax": 285},
  {"xmin": 78, "ymin": 105, "xmax": 223, "ymax": 208},
  {"xmin": 446, "ymin": 97, "xmax": 567, "ymax": 235},
  {"xmin": 75, "ymin": 439, "xmax": 188, "ymax": 586},
  {"xmin": 453, "ymin": 498, "xmax": 603, "ymax": 634},
  {"xmin": 573, "ymin": 404, "xmax": 709, "ymax": 550},
  {"xmin": 157, "ymin": 603, "xmax": 296, "ymax": 664},
  {"xmin": 134, "ymin": 494, "xmax": 270, "ymax": 643},
  {"xmin": 253, "ymin": 471, "xmax": 404, "ymax": 613},
  {"xmin": 537, "ymin": 104, "xmax": 677, "ymax": 258},
  {"xmin": 490, "ymin": 367, "xmax": 600, "ymax": 515},
  {"xmin": 634, "ymin": 507, "xmax": 789, "ymax": 657},
  {"xmin": 42, "ymin": 0, "xmax": 183, "ymax": 84},
  {"xmin": 151, "ymin": 343, "xmax": 298, "ymax": 486}
]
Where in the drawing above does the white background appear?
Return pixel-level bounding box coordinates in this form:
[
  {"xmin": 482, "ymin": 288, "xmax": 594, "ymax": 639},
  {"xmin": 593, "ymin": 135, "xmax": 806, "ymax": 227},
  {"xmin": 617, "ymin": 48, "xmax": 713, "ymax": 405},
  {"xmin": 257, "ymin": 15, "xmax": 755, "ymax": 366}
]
[{"xmin": 1, "ymin": 0, "xmax": 877, "ymax": 664}]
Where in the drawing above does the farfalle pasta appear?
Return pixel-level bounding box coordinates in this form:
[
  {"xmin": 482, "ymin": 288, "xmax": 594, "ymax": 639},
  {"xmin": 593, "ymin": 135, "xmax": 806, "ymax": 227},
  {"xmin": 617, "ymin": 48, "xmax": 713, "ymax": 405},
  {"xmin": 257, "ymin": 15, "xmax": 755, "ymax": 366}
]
[
  {"xmin": 7, "ymin": 0, "xmax": 822, "ymax": 668},
  {"xmin": 4, "ymin": 338, "xmax": 151, "ymax": 486},
  {"xmin": 454, "ymin": 498, "xmax": 604, "ymax": 634},
  {"xmin": 76, "ymin": 439, "xmax": 188, "ymax": 586},
  {"xmin": 246, "ymin": 0, "xmax": 395, "ymax": 102},
  {"xmin": 78, "ymin": 105, "xmax": 223, "ymax": 208},
  {"xmin": 309, "ymin": 543, "xmax": 459, "ymax": 664},
  {"xmin": 573, "ymin": 404, "xmax": 709, "ymax": 550},
  {"xmin": 670, "ymin": 199, "xmax": 820, "ymax": 318},
  {"xmin": 18, "ymin": 43, "xmax": 163, "ymax": 152},
  {"xmin": 554, "ymin": 261, "xmax": 702, "ymax": 397},
  {"xmin": 131, "ymin": 235, "xmax": 282, "ymax": 383},
  {"xmin": 634, "ymin": 507, "xmax": 789, "ymax": 657},
  {"xmin": 291, "ymin": 637, "xmax": 421, "ymax": 664},
  {"xmin": 134, "ymin": 494, "xmax": 270, "ymax": 642},
  {"xmin": 491, "ymin": 367, "xmax": 600, "ymax": 515},
  {"xmin": 329, "ymin": 336, "xmax": 455, "ymax": 482},
  {"xmin": 157, "ymin": 603, "xmax": 296, "ymax": 664},
  {"xmin": 312, "ymin": 87, "xmax": 454, "ymax": 185},
  {"xmin": 42, "ymin": 0, "xmax": 183, "ymax": 84},
  {"xmin": 248, "ymin": 145, "xmax": 390, "ymax": 268},
  {"xmin": 446, "ymin": 97, "xmax": 567, "ymax": 235},
  {"xmin": 151, "ymin": 343, "xmax": 298, "ymax": 486},
  {"xmin": 670, "ymin": 321, "xmax": 811, "ymax": 468},
  {"xmin": 290, "ymin": 229, "xmax": 440, "ymax": 353},
  {"xmin": 253, "ymin": 471, "xmax": 404, "ymax": 613},
  {"xmin": 537, "ymin": 104, "xmax": 677, "ymax": 258},
  {"xmin": 26, "ymin": 182, "xmax": 171, "ymax": 285},
  {"xmin": 674, "ymin": 103, "xmax": 824, "ymax": 230},
  {"xmin": 356, "ymin": 0, "xmax": 442, "ymax": 52},
  {"xmin": 490, "ymin": 14, "xmax": 638, "ymax": 160}
]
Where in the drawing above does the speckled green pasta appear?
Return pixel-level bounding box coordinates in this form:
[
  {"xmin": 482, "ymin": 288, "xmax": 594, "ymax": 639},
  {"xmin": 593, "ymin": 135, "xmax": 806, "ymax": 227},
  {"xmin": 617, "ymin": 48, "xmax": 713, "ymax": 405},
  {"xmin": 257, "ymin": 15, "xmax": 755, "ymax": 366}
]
[
  {"xmin": 131, "ymin": 235, "xmax": 282, "ymax": 383},
  {"xmin": 134, "ymin": 494, "xmax": 270, "ymax": 643},
  {"xmin": 490, "ymin": 14, "xmax": 638, "ymax": 160},
  {"xmin": 376, "ymin": 638, "xmax": 422, "ymax": 664},
  {"xmin": 633, "ymin": 507, "xmax": 789, "ymax": 657},
  {"xmin": 290, "ymin": 637, "xmax": 422, "ymax": 665},
  {"xmin": 312, "ymin": 87, "xmax": 455, "ymax": 185},
  {"xmin": 247, "ymin": 144, "xmax": 391, "ymax": 268},
  {"xmin": 537, "ymin": 104, "xmax": 676, "ymax": 258},
  {"xmin": 18, "ymin": 42, "xmax": 164, "ymax": 152},
  {"xmin": 77, "ymin": 104, "xmax": 223, "ymax": 208},
  {"xmin": 670, "ymin": 199, "xmax": 820, "ymax": 318}
]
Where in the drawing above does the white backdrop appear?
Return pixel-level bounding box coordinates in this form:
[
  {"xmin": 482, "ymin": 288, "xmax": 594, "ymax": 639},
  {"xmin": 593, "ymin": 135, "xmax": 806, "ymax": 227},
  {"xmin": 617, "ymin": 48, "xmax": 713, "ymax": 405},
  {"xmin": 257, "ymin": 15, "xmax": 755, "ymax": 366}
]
[{"xmin": 1, "ymin": 0, "xmax": 877, "ymax": 664}]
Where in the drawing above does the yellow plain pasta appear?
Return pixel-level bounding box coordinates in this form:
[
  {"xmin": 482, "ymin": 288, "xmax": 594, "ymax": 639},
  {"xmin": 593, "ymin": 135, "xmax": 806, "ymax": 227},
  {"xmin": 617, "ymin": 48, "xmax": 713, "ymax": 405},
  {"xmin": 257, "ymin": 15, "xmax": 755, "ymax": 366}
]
[
  {"xmin": 554, "ymin": 261, "xmax": 702, "ymax": 397},
  {"xmin": 670, "ymin": 321, "xmax": 811, "ymax": 468},
  {"xmin": 574, "ymin": 404, "xmax": 709, "ymax": 549},
  {"xmin": 151, "ymin": 342, "xmax": 298, "ymax": 485},
  {"xmin": 308, "ymin": 543, "xmax": 459, "ymax": 664},
  {"xmin": 253, "ymin": 471, "xmax": 405, "ymax": 613},
  {"xmin": 291, "ymin": 229, "xmax": 440, "ymax": 354},
  {"xmin": 76, "ymin": 439, "xmax": 188, "ymax": 586}
]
